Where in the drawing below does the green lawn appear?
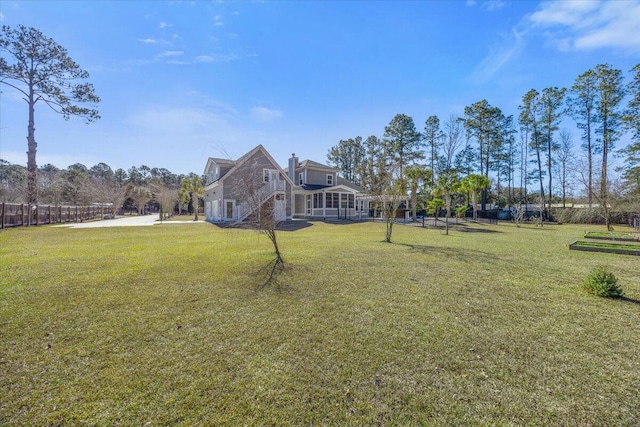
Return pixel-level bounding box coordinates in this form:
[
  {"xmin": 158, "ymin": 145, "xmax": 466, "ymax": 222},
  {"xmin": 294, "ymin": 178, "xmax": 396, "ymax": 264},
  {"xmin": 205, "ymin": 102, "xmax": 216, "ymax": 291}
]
[
  {"xmin": 572, "ymin": 240, "xmax": 640, "ymax": 250},
  {"xmin": 1, "ymin": 221, "xmax": 639, "ymax": 426},
  {"xmin": 584, "ymin": 231, "xmax": 639, "ymax": 241}
]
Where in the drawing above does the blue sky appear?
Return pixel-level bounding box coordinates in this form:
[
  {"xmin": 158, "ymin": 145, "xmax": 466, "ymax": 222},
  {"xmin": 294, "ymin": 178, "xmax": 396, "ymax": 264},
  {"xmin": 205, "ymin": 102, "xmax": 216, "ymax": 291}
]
[{"xmin": 1, "ymin": 0, "xmax": 639, "ymax": 175}]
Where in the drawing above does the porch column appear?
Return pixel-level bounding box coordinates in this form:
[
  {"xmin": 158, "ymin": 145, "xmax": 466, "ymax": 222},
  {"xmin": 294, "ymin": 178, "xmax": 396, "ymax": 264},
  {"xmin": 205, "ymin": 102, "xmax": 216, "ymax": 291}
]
[{"xmin": 322, "ymin": 192, "xmax": 326, "ymax": 218}]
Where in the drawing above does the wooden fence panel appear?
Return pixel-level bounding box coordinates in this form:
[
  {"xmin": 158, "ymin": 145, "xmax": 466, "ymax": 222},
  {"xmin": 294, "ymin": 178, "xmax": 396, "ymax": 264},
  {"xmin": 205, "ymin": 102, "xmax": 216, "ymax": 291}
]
[{"xmin": 0, "ymin": 203, "xmax": 104, "ymax": 229}]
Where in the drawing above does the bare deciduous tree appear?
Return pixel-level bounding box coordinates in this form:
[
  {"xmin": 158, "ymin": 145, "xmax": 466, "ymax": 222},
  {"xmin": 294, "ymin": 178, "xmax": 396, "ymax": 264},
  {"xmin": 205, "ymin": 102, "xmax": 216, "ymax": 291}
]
[
  {"xmin": 128, "ymin": 186, "xmax": 151, "ymax": 215},
  {"xmin": 152, "ymin": 181, "xmax": 178, "ymax": 222},
  {"xmin": 233, "ymin": 161, "xmax": 286, "ymax": 288}
]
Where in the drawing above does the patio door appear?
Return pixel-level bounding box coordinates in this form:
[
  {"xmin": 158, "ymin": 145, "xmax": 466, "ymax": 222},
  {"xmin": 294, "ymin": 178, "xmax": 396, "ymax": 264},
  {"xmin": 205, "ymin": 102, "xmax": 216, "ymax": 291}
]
[{"xmin": 306, "ymin": 196, "xmax": 312, "ymax": 216}]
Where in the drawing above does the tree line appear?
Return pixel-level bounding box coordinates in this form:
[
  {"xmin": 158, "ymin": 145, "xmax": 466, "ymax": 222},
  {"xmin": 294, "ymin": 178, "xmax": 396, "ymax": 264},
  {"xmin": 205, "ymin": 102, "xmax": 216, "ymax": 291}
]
[
  {"xmin": 0, "ymin": 160, "xmax": 204, "ymax": 219},
  {"xmin": 328, "ymin": 63, "xmax": 640, "ymax": 233}
]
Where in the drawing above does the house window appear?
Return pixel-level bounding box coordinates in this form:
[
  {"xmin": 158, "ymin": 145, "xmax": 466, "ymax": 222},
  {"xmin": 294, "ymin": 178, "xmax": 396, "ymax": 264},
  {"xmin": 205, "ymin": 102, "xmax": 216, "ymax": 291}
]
[
  {"xmin": 326, "ymin": 192, "xmax": 339, "ymax": 208},
  {"xmin": 299, "ymin": 172, "xmax": 304, "ymax": 185},
  {"xmin": 263, "ymin": 169, "xmax": 270, "ymax": 183},
  {"xmin": 226, "ymin": 201, "xmax": 234, "ymax": 219},
  {"xmin": 340, "ymin": 193, "xmax": 354, "ymax": 208},
  {"xmin": 313, "ymin": 193, "xmax": 323, "ymax": 209},
  {"xmin": 327, "ymin": 174, "xmax": 333, "ymax": 185}
]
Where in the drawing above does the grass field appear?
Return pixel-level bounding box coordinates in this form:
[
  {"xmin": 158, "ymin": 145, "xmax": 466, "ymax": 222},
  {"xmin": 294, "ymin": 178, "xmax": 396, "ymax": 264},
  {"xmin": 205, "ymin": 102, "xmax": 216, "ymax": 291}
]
[{"xmin": 1, "ymin": 220, "xmax": 639, "ymax": 426}]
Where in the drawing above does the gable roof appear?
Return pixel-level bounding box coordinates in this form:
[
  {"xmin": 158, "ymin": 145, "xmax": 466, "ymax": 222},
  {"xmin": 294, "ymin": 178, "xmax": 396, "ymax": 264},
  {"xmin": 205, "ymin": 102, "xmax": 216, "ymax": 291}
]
[
  {"xmin": 298, "ymin": 159, "xmax": 335, "ymax": 172},
  {"xmin": 203, "ymin": 157, "xmax": 236, "ymax": 175},
  {"xmin": 299, "ymin": 183, "xmax": 361, "ymax": 193},
  {"xmin": 212, "ymin": 144, "xmax": 294, "ymax": 186},
  {"xmin": 337, "ymin": 176, "xmax": 364, "ymax": 192}
]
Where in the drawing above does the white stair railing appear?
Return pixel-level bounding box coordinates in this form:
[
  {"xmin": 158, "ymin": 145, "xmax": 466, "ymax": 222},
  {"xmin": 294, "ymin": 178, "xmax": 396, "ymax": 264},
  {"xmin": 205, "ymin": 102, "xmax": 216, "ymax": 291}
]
[{"xmin": 236, "ymin": 180, "xmax": 285, "ymax": 222}]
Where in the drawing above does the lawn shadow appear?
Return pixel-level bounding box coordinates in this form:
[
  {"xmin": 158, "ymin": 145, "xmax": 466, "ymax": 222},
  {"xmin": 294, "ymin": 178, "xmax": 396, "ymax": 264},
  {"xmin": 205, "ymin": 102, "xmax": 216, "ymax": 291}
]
[
  {"xmin": 397, "ymin": 243, "xmax": 496, "ymax": 263},
  {"xmin": 248, "ymin": 261, "xmax": 311, "ymax": 294},
  {"xmin": 210, "ymin": 219, "xmax": 313, "ymax": 232},
  {"xmin": 408, "ymin": 220, "xmax": 502, "ymax": 234},
  {"xmin": 617, "ymin": 296, "xmax": 640, "ymax": 305},
  {"xmin": 317, "ymin": 219, "xmax": 371, "ymax": 226},
  {"xmin": 451, "ymin": 224, "xmax": 502, "ymax": 234}
]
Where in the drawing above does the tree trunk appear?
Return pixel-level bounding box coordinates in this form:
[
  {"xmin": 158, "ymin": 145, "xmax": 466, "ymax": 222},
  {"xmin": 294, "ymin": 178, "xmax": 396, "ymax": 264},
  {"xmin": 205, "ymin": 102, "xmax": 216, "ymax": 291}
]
[
  {"xmin": 192, "ymin": 191, "xmax": 199, "ymax": 221},
  {"xmin": 472, "ymin": 193, "xmax": 478, "ymax": 220},
  {"xmin": 587, "ymin": 113, "xmax": 593, "ymax": 208},
  {"xmin": 445, "ymin": 194, "xmax": 452, "ymax": 218},
  {"xmin": 385, "ymin": 217, "xmax": 393, "ymax": 243},
  {"xmin": 535, "ymin": 144, "xmax": 545, "ymax": 226},
  {"xmin": 411, "ymin": 185, "xmax": 417, "ymax": 221},
  {"xmin": 601, "ymin": 117, "xmax": 611, "ymax": 231},
  {"xmin": 27, "ymin": 87, "xmax": 38, "ymax": 204},
  {"xmin": 547, "ymin": 129, "xmax": 553, "ymax": 212}
]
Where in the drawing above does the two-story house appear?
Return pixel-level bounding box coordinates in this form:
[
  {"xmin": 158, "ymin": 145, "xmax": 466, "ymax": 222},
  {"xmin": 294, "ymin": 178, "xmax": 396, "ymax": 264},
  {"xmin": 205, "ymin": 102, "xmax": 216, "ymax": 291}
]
[
  {"xmin": 286, "ymin": 154, "xmax": 369, "ymax": 220},
  {"xmin": 203, "ymin": 145, "xmax": 293, "ymax": 223}
]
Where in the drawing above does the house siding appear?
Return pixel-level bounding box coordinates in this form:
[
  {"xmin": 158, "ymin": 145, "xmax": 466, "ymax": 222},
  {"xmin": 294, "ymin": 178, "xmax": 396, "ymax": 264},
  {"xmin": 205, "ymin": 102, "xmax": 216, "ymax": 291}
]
[
  {"xmin": 304, "ymin": 169, "xmax": 335, "ymax": 186},
  {"xmin": 204, "ymin": 146, "xmax": 292, "ymax": 222},
  {"xmin": 294, "ymin": 194, "xmax": 306, "ymax": 215}
]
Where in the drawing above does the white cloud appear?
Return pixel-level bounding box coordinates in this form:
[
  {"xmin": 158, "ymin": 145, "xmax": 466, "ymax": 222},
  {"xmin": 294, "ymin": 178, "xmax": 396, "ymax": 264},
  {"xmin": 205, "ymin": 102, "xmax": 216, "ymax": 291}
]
[
  {"xmin": 528, "ymin": 0, "xmax": 640, "ymax": 53},
  {"xmin": 159, "ymin": 50, "xmax": 184, "ymax": 58},
  {"xmin": 165, "ymin": 54, "xmax": 240, "ymax": 65},
  {"xmin": 251, "ymin": 106, "xmax": 283, "ymax": 123},
  {"xmin": 466, "ymin": 0, "xmax": 506, "ymax": 11},
  {"xmin": 193, "ymin": 53, "xmax": 239, "ymax": 63},
  {"xmin": 159, "ymin": 21, "xmax": 171, "ymax": 29},
  {"xmin": 529, "ymin": 0, "xmax": 600, "ymax": 27},
  {"xmin": 484, "ymin": 1, "xmax": 506, "ymax": 11},
  {"xmin": 471, "ymin": 28, "xmax": 525, "ymax": 82},
  {"xmin": 130, "ymin": 107, "xmax": 224, "ymax": 132},
  {"xmin": 137, "ymin": 37, "xmax": 173, "ymax": 46},
  {"xmin": 194, "ymin": 55, "xmax": 214, "ymax": 63}
]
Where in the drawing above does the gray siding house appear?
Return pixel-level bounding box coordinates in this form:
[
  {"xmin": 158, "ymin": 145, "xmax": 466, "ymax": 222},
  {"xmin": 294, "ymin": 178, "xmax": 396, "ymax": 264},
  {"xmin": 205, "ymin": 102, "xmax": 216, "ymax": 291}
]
[
  {"xmin": 286, "ymin": 154, "xmax": 370, "ymax": 220},
  {"xmin": 203, "ymin": 145, "xmax": 293, "ymax": 223}
]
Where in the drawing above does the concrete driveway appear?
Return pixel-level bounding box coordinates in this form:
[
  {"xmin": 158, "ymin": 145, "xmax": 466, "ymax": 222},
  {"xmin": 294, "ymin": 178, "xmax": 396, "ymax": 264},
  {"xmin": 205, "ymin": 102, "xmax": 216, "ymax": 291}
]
[{"xmin": 54, "ymin": 215, "xmax": 205, "ymax": 229}]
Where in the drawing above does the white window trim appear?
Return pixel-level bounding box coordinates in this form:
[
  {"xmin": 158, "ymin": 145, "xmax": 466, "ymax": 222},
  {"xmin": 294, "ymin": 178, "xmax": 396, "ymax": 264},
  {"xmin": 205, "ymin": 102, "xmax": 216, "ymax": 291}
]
[{"xmin": 326, "ymin": 173, "xmax": 333, "ymax": 185}]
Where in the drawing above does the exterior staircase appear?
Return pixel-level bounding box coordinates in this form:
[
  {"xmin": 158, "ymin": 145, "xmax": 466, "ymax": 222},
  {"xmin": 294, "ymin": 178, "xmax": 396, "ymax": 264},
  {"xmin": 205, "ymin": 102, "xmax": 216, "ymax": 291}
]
[{"xmin": 236, "ymin": 180, "xmax": 285, "ymax": 222}]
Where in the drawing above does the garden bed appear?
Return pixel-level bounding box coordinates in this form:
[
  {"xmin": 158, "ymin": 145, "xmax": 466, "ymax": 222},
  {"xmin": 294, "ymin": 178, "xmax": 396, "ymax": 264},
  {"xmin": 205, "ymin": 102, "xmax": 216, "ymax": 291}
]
[
  {"xmin": 570, "ymin": 240, "xmax": 640, "ymax": 256},
  {"xmin": 584, "ymin": 231, "xmax": 639, "ymax": 242}
]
